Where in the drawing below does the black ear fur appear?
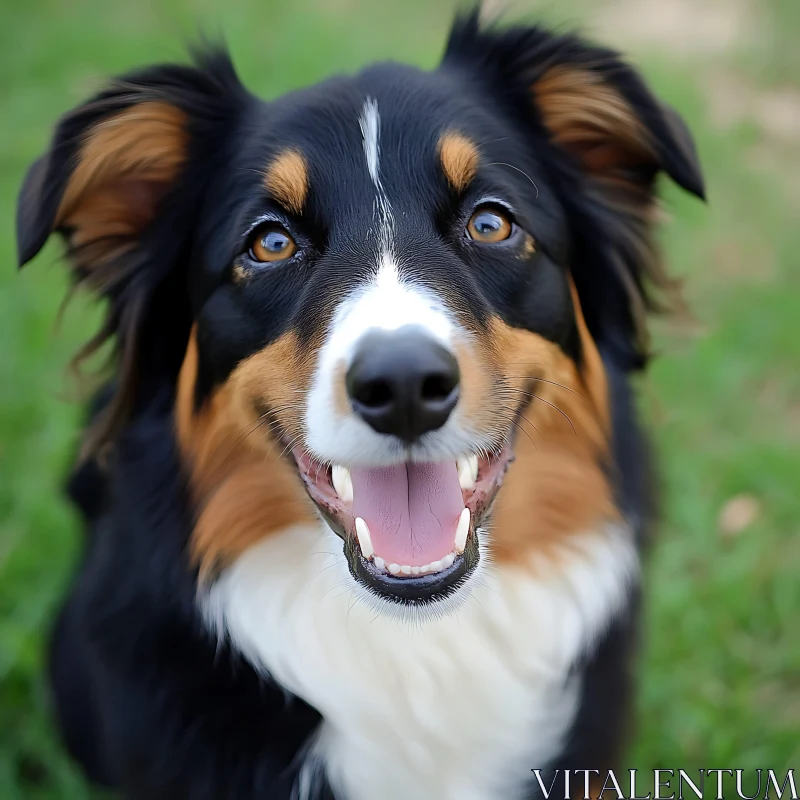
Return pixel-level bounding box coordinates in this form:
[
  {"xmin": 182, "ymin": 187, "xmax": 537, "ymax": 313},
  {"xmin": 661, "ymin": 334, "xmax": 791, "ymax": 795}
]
[
  {"xmin": 442, "ymin": 12, "xmax": 705, "ymax": 370},
  {"xmin": 16, "ymin": 48, "xmax": 249, "ymax": 452},
  {"xmin": 657, "ymin": 102, "xmax": 705, "ymax": 199},
  {"xmin": 17, "ymin": 156, "xmax": 53, "ymax": 266}
]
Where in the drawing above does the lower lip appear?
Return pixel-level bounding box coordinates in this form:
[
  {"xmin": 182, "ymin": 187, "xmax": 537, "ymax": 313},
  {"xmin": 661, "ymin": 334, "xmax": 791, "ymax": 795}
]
[{"xmin": 343, "ymin": 527, "xmax": 480, "ymax": 605}]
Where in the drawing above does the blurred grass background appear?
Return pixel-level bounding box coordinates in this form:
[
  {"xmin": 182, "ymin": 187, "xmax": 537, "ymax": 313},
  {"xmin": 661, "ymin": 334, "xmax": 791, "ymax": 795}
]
[{"xmin": 1, "ymin": 0, "xmax": 798, "ymax": 796}]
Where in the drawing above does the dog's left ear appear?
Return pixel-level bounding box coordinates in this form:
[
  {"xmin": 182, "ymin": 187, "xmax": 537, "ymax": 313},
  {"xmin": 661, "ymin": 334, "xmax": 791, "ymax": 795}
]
[
  {"xmin": 18, "ymin": 50, "xmax": 248, "ymax": 270},
  {"xmin": 17, "ymin": 49, "xmax": 249, "ymax": 451},
  {"xmin": 443, "ymin": 14, "xmax": 705, "ymax": 368}
]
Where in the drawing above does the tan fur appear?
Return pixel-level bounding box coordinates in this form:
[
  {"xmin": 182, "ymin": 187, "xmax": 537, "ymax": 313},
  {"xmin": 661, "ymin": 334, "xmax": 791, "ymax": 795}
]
[
  {"xmin": 192, "ymin": 462, "xmax": 315, "ymax": 579},
  {"xmin": 51, "ymin": 101, "xmax": 190, "ymax": 455},
  {"xmin": 533, "ymin": 65, "xmax": 683, "ymax": 357},
  {"xmin": 450, "ymin": 331, "xmax": 517, "ymax": 454},
  {"xmin": 533, "ymin": 67, "xmax": 656, "ymax": 176},
  {"xmin": 231, "ymin": 263, "xmax": 249, "ymax": 284},
  {"xmin": 263, "ymin": 149, "xmax": 308, "ymax": 215},
  {"xmin": 486, "ymin": 307, "xmax": 616, "ymax": 565},
  {"xmin": 520, "ymin": 233, "xmax": 536, "ymax": 259},
  {"xmin": 176, "ymin": 327, "xmax": 319, "ymax": 577},
  {"xmin": 438, "ymin": 131, "xmax": 480, "ymax": 192},
  {"xmin": 56, "ymin": 102, "xmax": 188, "ymax": 257},
  {"xmin": 332, "ymin": 359, "xmax": 351, "ymax": 418}
]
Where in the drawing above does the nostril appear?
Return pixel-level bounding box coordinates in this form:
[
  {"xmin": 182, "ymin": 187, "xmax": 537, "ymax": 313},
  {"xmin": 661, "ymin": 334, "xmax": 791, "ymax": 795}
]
[
  {"xmin": 421, "ymin": 372, "xmax": 457, "ymax": 402},
  {"xmin": 354, "ymin": 378, "xmax": 393, "ymax": 409},
  {"xmin": 346, "ymin": 327, "xmax": 460, "ymax": 440}
]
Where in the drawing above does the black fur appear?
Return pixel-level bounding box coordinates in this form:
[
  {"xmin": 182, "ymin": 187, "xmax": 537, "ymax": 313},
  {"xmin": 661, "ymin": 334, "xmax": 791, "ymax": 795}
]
[{"xmin": 18, "ymin": 11, "xmax": 702, "ymax": 799}]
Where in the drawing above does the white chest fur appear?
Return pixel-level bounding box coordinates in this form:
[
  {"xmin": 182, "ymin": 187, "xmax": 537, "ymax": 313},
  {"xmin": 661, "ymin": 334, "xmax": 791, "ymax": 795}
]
[{"xmin": 202, "ymin": 524, "xmax": 638, "ymax": 800}]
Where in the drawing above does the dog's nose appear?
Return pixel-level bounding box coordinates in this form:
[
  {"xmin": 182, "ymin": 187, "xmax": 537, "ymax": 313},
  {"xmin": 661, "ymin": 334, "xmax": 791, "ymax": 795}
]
[{"xmin": 346, "ymin": 326, "xmax": 460, "ymax": 442}]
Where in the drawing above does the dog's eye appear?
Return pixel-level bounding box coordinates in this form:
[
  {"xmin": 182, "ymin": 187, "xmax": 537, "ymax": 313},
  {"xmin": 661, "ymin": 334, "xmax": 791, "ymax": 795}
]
[
  {"xmin": 467, "ymin": 206, "xmax": 513, "ymax": 243},
  {"xmin": 250, "ymin": 225, "xmax": 297, "ymax": 263}
]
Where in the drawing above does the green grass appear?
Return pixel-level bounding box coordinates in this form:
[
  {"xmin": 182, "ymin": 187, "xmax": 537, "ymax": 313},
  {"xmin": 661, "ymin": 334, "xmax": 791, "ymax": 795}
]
[{"xmin": 1, "ymin": 0, "xmax": 798, "ymax": 796}]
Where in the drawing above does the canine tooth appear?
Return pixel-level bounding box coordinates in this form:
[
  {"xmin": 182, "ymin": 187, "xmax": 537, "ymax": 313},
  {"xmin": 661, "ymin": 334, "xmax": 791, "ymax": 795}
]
[
  {"xmin": 457, "ymin": 455, "xmax": 478, "ymax": 490},
  {"xmin": 454, "ymin": 507, "xmax": 470, "ymax": 554},
  {"xmin": 374, "ymin": 556, "xmax": 385, "ymax": 571},
  {"xmin": 355, "ymin": 517, "xmax": 374, "ymax": 559},
  {"xmin": 387, "ymin": 563, "xmax": 401, "ymax": 575},
  {"xmin": 442, "ymin": 552, "xmax": 455, "ymax": 569},
  {"xmin": 428, "ymin": 559, "xmax": 443, "ymax": 573},
  {"xmin": 411, "ymin": 566, "xmax": 420, "ymax": 576},
  {"xmin": 400, "ymin": 565, "xmax": 412, "ymax": 575},
  {"xmin": 332, "ymin": 465, "xmax": 353, "ymax": 503},
  {"xmin": 420, "ymin": 563, "xmax": 431, "ymax": 574}
]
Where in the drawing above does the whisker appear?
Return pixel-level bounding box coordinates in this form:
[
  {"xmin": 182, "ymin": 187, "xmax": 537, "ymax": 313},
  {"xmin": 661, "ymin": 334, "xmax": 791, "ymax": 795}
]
[
  {"xmin": 530, "ymin": 395, "xmax": 576, "ymax": 434},
  {"xmin": 503, "ymin": 376, "xmax": 583, "ymax": 397},
  {"xmin": 501, "ymin": 414, "xmax": 537, "ymax": 452},
  {"xmin": 485, "ymin": 162, "xmax": 539, "ymax": 198},
  {"xmin": 321, "ymin": 579, "xmax": 353, "ymax": 603},
  {"xmin": 494, "ymin": 386, "xmax": 578, "ymax": 435},
  {"xmin": 309, "ymin": 562, "xmax": 343, "ymax": 587},
  {"xmin": 515, "ymin": 409, "xmax": 542, "ymax": 440}
]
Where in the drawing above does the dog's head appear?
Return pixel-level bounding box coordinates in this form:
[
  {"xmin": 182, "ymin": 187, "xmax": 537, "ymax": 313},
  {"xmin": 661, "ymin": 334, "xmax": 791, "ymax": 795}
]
[{"xmin": 17, "ymin": 14, "xmax": 703, "ymax": 611}]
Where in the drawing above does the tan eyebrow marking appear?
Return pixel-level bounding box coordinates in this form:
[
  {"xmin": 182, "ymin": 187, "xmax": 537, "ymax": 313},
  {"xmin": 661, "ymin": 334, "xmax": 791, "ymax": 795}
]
[
  {"xmin": 438, "ymin": 131, "xmax": 479, "ymax": 192},
  {"xmin": 262, "ymin": 149, "xmax": 308, "ymax": 214}
]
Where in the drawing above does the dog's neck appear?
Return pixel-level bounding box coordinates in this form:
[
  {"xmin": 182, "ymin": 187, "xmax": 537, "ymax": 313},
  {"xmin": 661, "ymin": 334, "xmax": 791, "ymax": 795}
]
[{"xmin": 201, "ymin": 520, "xmax": 639, "ymax": 800}]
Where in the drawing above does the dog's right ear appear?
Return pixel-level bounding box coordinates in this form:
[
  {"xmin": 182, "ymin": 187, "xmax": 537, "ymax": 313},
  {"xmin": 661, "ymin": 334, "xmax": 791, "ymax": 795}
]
[
  {"xmin": 443, "ymin": 13, "xmax": 704, "ymax": 370},
  {"xmin": 17, "ymin": 49, "xmax": 250, "ymax": 451}
]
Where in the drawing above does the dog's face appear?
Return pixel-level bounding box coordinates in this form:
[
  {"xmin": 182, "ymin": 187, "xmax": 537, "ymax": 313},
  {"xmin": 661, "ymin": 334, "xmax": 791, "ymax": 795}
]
[{"xmin": 17, "ymin": 16, "xmax": 703, "ymax": 611}]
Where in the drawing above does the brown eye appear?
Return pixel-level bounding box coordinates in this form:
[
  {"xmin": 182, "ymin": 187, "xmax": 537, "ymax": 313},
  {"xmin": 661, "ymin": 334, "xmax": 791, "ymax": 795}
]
[
  {"xmin": 467, "ymin": 206, "xmax": 513, "ymax": 243},
  {"xmin": 250, "ymin": 225, "xmax": 297, "ymax": 263}
]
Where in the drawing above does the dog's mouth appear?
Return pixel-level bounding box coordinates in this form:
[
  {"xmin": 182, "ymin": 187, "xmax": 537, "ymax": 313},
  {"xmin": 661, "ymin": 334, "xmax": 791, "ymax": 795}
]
[{"xmin": 291, "ymin": 442, "xmax": 514, "ymax": 605}]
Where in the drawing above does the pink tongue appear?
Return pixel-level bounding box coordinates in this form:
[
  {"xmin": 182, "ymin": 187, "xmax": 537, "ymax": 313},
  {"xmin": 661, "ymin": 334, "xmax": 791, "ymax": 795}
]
[{"xmin": 350, "ymin": 462, "xmax": 463, "ymax": 566}]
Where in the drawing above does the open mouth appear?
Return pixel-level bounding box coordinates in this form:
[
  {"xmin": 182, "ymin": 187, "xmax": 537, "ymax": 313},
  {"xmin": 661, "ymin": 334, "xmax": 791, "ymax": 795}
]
[{"xmin": 291, "ymin": 443, "xmax": 514, "ymax": 605}]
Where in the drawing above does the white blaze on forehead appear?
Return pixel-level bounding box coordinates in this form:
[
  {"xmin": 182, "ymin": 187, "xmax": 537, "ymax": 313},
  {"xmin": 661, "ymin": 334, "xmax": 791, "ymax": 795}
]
[
  {"xmin": 358, "ymin": 97, "xmax": 381, "ymax": 188},
  {"xmin": 359, "ymin": 97, "xmax": 394, "ymax": 254}
]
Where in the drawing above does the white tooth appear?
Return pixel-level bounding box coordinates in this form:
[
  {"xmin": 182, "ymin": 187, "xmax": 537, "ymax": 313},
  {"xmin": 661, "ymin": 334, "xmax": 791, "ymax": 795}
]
[
  {"xmin": 410, "ymin": 566, "xmax": 420, "ymax": 576},
  {"xmin": 355, "ymin": 517, "xmax": 374, "ymax": 559},
  {"xmin": 332, "ymin": 465, "xmax": 353, "ymax": 503},
  {"xmin": 442, "ymin": 552, "xmax": 455, "ymax": 569},
  {"xmin": 428, "ymin": 559, "xmax": 443, "ymax": 573},
  {"xmin": 420, "ymin": 564, "xmax": 431, "ymax": 574},
  {"xmin": 374, "ymin": 556, "xmax": 385, "ymax": 571},
  {"xmin": 388, "ymin": 563, "xmax": 401, "ymax": 575},
  {"xmin": 400, "ymin": 565, "xmax": 412, "ymax": 575},
  {"xmin": 454, "ymin": 508, "xmax": 470, "ymax": 554},
  {"xmin": 457, "ymin": 455, "xmax": 477, "ymax": 490}
]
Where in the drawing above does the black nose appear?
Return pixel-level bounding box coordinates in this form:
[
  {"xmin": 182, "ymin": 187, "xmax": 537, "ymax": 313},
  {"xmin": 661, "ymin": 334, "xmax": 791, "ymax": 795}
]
[{"xmin": 346, "ymin": 326, "xmax": 460, "ymax": 442}]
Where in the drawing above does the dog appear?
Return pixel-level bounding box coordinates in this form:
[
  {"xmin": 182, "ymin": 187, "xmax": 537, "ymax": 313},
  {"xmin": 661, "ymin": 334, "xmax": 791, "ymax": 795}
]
[{"xmin": 16, "ymin": 10, "xmax": 703, "ymax": 800}]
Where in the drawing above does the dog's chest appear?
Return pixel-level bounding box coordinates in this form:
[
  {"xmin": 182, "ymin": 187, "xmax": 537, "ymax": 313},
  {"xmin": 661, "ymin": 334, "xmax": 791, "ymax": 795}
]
[{"xmin": 203, "ymin": 524, "xmax": 636, "ymax": 800}]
